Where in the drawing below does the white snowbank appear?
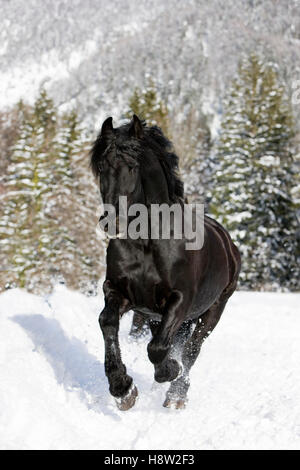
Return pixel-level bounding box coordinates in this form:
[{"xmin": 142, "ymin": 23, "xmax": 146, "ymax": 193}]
[{"xmin": 0, "ymin": 286, "xmax": 299, "ymax": 450}]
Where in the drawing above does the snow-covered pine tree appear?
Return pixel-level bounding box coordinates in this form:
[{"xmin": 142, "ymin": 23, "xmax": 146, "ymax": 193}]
[
  {"xmin": 0, "ymin": 105, "xmax": 23, "ymax": 179},
  {"xmin": 0, "ymin": 91, "xmax": 58, "ymax": 290},
  {"xmin": 0, "ymin": 108, "xmax": 31, "ymax": 288},
  {"xmin": 0, "ymin": 95, "xmax": 105, "ymax": 293},
  {"xmin": 125, "ymin": 79, "xmax": 169, "ymax": 135},
  {"xmin": 178, "ymin": 109, "xmax": 212, "ymax": 204},
  {"xmin": 210, "ymin": 53, "xmax": 299, "ymax": 291},
  {"xmin": 44, "ymin": 109, "xmax": 80, "ymax": 284},
  {"xmin": 50, "ymin": 109, "xmax": 104, "ymax": 292}
]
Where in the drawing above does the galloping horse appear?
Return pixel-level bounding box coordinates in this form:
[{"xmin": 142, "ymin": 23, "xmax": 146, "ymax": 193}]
[{"xmin": 91, "ymin": 115, "xmax": 241, "ymax": 410}]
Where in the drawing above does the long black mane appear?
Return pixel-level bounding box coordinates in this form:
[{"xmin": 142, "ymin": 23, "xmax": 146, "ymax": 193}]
[{"xmin": 90, "ymin": 120, "xmax": 184, "ymax": 202}]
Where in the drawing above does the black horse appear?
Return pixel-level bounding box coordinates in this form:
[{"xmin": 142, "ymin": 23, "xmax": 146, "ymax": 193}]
[{"xmin": 91, "ymin": 115, "xmax": 241, "ymax": 410}]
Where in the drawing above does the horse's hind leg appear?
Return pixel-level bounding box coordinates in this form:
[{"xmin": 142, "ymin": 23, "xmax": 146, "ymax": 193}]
[
  {"xmin": 147, "ymin": 290, "xmax": 186, "ymax": 383},
  {"xmin": 164, "ymin": 298, "xmax": 229, "ymax": 409}
]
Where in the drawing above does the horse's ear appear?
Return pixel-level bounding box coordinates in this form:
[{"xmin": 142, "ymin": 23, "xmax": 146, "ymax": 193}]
[
  {"xmin": 129, "ymin": 114, "xmax": 143, "ymax": 139},
  {"xmin": 101, "ymin": 116, "xmax": 113, "ymax": 137}
]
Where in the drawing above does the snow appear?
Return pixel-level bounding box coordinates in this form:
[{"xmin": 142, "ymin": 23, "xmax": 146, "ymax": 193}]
[
  {"xmin": 0, "ymin": 51, "xmax": 69, "ymax": 109},
  {"xmin": 0, "ymin": 285, "xmax": 299, "ymax": 450}
]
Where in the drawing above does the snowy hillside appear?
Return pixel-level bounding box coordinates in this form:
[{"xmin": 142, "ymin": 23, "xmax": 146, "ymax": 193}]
[
  {"xmin": 0, "ymin": 286, "xmax": 299, "ymax": 450},
  {"xmin": 1, "ymin": 0, "xmax": 300, "ymax": 127}
]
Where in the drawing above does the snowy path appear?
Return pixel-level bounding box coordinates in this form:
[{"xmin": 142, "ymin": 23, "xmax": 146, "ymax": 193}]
[{"xmin": 0, "ymin": 286, "xmax": 299, "ymax": 450}]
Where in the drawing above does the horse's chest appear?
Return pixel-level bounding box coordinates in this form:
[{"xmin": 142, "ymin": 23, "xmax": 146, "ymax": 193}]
[{"xmin": 121, "ymin": 249, "xmax": 165, "ymax": 313}]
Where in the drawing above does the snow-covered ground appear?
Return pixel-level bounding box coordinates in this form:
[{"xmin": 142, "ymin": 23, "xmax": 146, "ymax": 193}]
[{"xmin": 0, "ymin": 286, "xmax": 299, "ymax": 450}]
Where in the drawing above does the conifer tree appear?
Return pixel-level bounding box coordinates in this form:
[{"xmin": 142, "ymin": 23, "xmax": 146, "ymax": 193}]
[
  {"xmin": 178, "ymin": 110, "xmax": 212, "ymax": 204},
  {"xmin": 0, "ymin": 91, "xmax": 58, "ymax": 289},
  {"xmin": 210, "ymin": 54, "xmax": 299, "ymax": 290},
  {"xmin": 50, "ymin": 109, "xmax": 101, "ymax": 291},
  {"xmin": 0, "ymin": 93, "xmax": 104, "ymax": 293},
  {"xmin": 126, "ymin": 79, "xmax": 169, "ymax": 134}
]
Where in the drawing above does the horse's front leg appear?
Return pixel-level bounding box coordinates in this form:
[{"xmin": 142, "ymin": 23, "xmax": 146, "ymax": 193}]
[
  {"xmin": 99, "ymin": 281, "xmax": 138, "ymax": 410},
  {"xmin": 147, "ymin": 290, "xmax": 185, "ymax": 383}
]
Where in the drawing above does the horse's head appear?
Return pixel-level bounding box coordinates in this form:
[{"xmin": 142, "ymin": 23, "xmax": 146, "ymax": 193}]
[
  {"xmin": 91, "ymin": 114, "xmax": 184, "ymax": 237},
  {"xmin": 91, "ymin": 115, "xmax": 145, "ymax": 236}
]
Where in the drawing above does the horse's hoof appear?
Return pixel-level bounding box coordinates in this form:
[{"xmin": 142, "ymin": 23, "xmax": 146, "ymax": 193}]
[
  {"xmin": 163, "ymin": 397, "xmax": 187, "ymax": 409},
  {"xmin": 115, "ymin": 384, "xmax": 138, "ymax": 411}
]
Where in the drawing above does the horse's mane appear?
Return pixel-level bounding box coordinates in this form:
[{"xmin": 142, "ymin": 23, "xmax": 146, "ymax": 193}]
[
  {"xmin": 90, "ymin": 121, "xmax": 184, "ymax": 202},
  {"xmin": 142, "ymin": 124, "xmax": 184, "ymax": 202}
]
